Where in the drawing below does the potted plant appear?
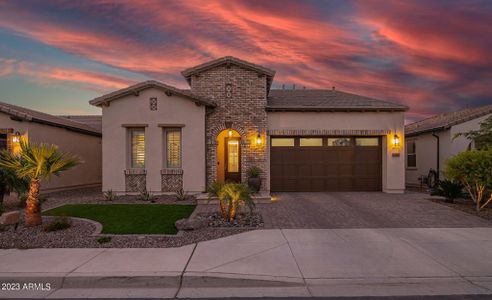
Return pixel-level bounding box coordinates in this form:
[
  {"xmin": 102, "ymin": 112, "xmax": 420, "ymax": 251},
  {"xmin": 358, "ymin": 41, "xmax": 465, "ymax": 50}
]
[{"xmin": 247, "ymin": 166, "xmax": 261, "ymax": 192}]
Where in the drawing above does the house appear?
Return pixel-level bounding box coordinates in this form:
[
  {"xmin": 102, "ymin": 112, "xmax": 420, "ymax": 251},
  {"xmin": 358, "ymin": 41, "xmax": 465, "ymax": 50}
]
[
  {"xmin": 0, "ymin": 101, "xmax": 102, "ymax": 192},
  {"xmin": 405, "ymin": 104, "xmax": 492, "ymax": 187},
  {"xmin": 90, "ymin": 56, "xmax": 407, "ymax": 195}
]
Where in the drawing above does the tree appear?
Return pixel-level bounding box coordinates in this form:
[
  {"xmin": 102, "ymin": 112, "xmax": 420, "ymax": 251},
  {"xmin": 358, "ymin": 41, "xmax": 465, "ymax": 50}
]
[
  {"xmin": 0, "ymin": 139, "xmax": 80, "ymax": 226},
  {"xmin": 455, "ymin": 115, "xmax": 492, "ymax": 150},
  {"xmin": 0, "ymin": 167, "xmax": 29, "ymax": 204},
  {"xmin": 445, "ymin": 149, "xmax": 492, "ymax": 212}
]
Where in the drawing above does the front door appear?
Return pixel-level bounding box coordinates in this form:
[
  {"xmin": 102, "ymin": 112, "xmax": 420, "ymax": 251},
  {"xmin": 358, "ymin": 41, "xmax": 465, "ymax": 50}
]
[{"xmin": 225, "ymin": 137, "xmax": 241, "ymax": 182}]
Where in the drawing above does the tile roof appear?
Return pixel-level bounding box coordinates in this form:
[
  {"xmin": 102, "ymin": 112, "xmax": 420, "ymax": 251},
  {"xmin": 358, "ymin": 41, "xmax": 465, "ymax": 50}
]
[
  {"xmin": 266, "ymin": 89, "xmax": 408, "ymax": 112},
  {"xmin": 406, "ymin": 103, "xmax": 492, "ymax": 136},
  {"xmin": 89, "ymin": 80, "xmax": 216, "ymax": 107},
  {"xmin": 181, "ymin": 56, "xmax": 276, "ymax": 91},
  {"xmin": 0, "ymin": 101, "xmax": 101, "ymax": 136},
  {"xmin": 59, "ymin": 115, "xmax": 102, "ymax": 132}
]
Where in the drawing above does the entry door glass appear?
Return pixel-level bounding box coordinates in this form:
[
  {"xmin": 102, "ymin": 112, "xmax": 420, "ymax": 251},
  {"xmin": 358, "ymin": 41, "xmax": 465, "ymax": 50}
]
[{"xmin": 227, "ymin": 140, "xmax": 239, "ymax": 172}]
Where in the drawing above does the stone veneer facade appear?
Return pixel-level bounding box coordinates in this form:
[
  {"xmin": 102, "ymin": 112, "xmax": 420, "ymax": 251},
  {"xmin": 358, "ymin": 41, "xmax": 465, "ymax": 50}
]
[{"xmin": 190, "ymin": 64, "xmax": 268, "ymax": 191}]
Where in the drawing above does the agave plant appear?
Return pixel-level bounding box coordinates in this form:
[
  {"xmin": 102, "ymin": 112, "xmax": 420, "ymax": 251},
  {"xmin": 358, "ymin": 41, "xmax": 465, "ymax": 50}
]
[
  {"xmin": 218, "ymin": 183, "xmax": 255, "ymax": 222},
  {"xmin": 0, "ymin": 138, "xmax": 80, "ymax": 226}
]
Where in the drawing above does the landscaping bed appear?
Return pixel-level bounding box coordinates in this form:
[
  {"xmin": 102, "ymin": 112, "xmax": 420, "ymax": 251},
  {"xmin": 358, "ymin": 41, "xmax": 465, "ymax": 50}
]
[
  {"xmin": 428, "ymin": 197, "xmax": 492, "ymax": 221},
  {"xmin": 0, "ymin": 216, "xmax": 251, "ymax": 248}
]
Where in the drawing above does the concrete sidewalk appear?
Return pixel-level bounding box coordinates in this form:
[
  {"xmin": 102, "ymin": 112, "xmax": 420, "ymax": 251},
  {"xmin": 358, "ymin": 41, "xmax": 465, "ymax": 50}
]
[{"xmin": 1, "ymin": 228, "xmax": 492, "ymax": 298}]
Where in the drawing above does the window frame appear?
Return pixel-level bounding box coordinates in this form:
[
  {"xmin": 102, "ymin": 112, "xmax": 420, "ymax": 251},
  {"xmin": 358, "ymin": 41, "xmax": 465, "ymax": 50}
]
[
  {"xmin": 128, "ymin": 127, "xmax": 146, "ymax": 169},
  {"xmin": 164, "ymin": 127, "xmax": 182, "ymax": 169},
  {"xmin": 406, "ymin": 140, "xmax": 417, "ymax": 168}
]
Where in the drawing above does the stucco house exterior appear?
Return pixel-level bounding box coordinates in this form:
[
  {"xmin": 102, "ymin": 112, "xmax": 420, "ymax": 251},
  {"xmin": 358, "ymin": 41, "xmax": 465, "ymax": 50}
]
[
  {"xmin": 0, "ymin": 101, "xmax": 102, "ymax": 192},
  {"xmin": 90, "ymin": 56, "xmax": 407, "ymax": 195},
  {"xmin": 405, "ymin": 104, "xmax": 492, "ymax": 187}
]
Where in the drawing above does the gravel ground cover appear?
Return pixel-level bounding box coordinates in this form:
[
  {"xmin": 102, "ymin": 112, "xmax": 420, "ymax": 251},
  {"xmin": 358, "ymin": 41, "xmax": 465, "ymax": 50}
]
[{"xmin": 0, "ymin": 216, "xmax": 250, "ymax": 248}]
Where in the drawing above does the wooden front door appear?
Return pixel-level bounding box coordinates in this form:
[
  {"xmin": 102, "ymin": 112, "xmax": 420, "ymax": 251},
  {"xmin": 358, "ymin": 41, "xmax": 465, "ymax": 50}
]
[{"xmin": 225, "ymin": 137, "xmax": 241, "ymax": 182}]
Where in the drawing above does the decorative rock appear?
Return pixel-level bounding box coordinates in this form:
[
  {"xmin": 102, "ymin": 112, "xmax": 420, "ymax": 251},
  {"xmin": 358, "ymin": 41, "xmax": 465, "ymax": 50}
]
[
  {"xmin": 175, "ymin": 218, "xmax": 208, "ymax": 231},
  {"xmin": 0, "ymin": 211, "xmax": 20, "ymax": 226}
]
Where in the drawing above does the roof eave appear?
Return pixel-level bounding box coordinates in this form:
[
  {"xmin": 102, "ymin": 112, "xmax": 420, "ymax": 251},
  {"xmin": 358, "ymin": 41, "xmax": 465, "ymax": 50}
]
[{"xmin": 266, "ymin": 106, "xmax": 408, "ymax": 112}]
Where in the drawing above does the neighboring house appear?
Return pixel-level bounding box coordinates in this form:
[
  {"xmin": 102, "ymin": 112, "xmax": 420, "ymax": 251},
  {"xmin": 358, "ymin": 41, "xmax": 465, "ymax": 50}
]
[
  {"xmin": 0, "ymin": 101, "xmax": 102, "ymax": 192},
  {"xmin": 405, "ymin": 104, "xmax": 492, "ymax": 187},
  {"xmin": 90, "ymin": 56, "xmax": 407, "ymax": 194}
]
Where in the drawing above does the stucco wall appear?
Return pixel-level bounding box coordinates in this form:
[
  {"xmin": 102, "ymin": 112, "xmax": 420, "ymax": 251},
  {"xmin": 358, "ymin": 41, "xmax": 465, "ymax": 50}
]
[
  {"xmin": 101, "ymin": 87, "xmax": 206, "ymax": 193},
  {"xmin": 406, "ymin": 113, "xmax": 491, "ymax": 186},
  {"xmin": 267, "ymin": 111, "xmax": 406, "ymax": 193},
  {"xmin": 0, "ymin": 113, "xmax": 102, "ymax": 192}
]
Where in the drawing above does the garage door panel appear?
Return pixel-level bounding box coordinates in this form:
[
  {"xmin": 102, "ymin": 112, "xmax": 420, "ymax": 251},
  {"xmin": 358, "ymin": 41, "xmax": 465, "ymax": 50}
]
[{"xmin": 271, "ymin": 137, "xmax": 381, "ymax": 192}]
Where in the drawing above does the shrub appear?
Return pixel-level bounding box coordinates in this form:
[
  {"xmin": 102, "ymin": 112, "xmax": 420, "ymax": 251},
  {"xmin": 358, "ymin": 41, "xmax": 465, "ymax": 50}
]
[
  {"xmin": 104, "ymin": 190, "xmax": 117, "ymax": 201},
  {"xmin": 246, "ymin": 166, "xmax": 261, "ymax": 178},
  {"xmin": 44, "ymin": 216, "xmax": 71, "ymax": 232},
  {"xmin": 445, "ymin": 149, "xmax": 492, "ymax": 211},
  {"xmin": 175, "ymin": 189, "xmax": 188, "ymax": 201},
  {"xmin": 138, "ymin": 189, "xmax": 154, "ymax": 202},
  {"xmin": 432, "ymin": 180, "xmax": 464, "ymax": 203},
  {"xmin": 218, "ymin": 183, "xmax": 255, "ymax": 222},
  {"xmin": 97, "ymin": 236, "xmax": 112, "ymax": 244}
]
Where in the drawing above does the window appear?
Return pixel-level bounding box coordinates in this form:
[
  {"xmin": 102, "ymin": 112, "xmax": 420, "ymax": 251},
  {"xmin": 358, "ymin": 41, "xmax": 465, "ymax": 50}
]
[
  {"xmin": 165, "ymin": 128, "xmax": 181, "ymax": 168},
  {"xmin": 407, "ymin": 141, "xmax": 416, "ymax": 168},
  {"xmin": 327, "ymin": 137, "xmax": 351, "ymax": 146},
  {"xmin": 300, "ymin": 138, "xmax": 323, "ymax": 147},
  {"xmin": 0, "ymin": 134, "xmax": 7, "ymax": 151},
  {"xmin": 356, "ymin": 137, "xmax": 379, "ymax": 146},
  {"xmin": 271, "ymin": 138, "xmax": 295, "ymax": 147},
  {"xmin": 227, "ymin": 139, "xmax": 239, "ymax": 172},
  {"xmin": 129, "ymin": 128, "xmax": 145, "ymax": 168}
]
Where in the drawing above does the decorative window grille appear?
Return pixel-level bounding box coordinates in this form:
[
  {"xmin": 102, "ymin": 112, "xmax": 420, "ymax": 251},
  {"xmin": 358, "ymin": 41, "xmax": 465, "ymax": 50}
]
[{"xmin": 150, "ymin": 97, "xmax": 158, "ymax": 111}]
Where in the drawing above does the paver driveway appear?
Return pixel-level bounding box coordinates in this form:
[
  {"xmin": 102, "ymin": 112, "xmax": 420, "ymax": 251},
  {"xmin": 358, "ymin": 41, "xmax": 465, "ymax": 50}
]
[{"xmin": 260, "ymin": 192, "xmax": 492, "ymax": 228}]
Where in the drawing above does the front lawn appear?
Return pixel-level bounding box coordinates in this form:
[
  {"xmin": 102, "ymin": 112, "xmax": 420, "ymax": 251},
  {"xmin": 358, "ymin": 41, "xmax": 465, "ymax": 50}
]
[{"xmin": 43, "ymin": 204, "xmax": 196, "ymax": 234}]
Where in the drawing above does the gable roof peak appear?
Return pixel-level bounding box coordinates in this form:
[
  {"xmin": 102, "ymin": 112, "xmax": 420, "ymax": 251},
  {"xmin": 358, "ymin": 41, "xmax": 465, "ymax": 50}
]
[{"xmin": 181, "ymin": 56, "xmax": 276, "ymax": 90}]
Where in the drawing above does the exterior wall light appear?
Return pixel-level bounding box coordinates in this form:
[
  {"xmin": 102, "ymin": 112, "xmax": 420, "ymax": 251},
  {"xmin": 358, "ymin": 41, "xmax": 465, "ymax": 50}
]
[
  {"xmin": 392, "ymin": 133, "xmax": 400, "ymax": 148},
  {"xmin": 256, "ymin": 133, "xmax": 262, "ymax": 145},
  {"xmin": 12, "ymin": 131, "xmax": 21, "ymax": 143}
]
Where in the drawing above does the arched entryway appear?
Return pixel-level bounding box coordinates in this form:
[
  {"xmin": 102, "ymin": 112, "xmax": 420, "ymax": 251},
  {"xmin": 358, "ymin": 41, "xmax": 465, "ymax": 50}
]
[{"xmin": 216, "ymin": 129, "xmax": 241, "ymax": 183}]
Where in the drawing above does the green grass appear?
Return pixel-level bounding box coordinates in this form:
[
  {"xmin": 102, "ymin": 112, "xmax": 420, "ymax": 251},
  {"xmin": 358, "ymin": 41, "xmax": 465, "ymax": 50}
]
[{"xmin": 43, "ymin": 204, "xmax": 196, "ymax": 234}]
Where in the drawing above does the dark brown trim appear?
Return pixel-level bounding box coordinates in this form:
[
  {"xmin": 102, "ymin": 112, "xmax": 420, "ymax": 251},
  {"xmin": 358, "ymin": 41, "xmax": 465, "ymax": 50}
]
[{"xmin": 158, "ymin": 124, "xmax": 185, "ymax": 128}]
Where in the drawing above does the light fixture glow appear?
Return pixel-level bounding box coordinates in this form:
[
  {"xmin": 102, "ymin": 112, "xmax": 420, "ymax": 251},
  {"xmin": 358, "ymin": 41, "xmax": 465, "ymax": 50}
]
[
  {"xmin": 228, "ymin": 130, "xmax": 233, "ymax": 137},
  {"xmin": 392, "ymin": 133, "xmax": 400, "ymax": 147},
  {"xmin": 256, "ymin": 133, "xmax": 262, "ymax": 145},
  {"xmin": 12, "ymin": 131, "xmax": 21, "ymax": 143}
]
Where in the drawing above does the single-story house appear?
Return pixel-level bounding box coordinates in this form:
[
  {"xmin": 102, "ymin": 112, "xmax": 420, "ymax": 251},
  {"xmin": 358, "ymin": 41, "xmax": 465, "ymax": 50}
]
[
  {"xmin": 0, "ymin": 101, "xmax": 102, "ymax": 192},
  {"xmin": 405, "ymin": 103, "xmax": 492, "ymax": 187},
  {"xmin": 90, "ymin": 56, "xmax": 408, "ymax": 194}
]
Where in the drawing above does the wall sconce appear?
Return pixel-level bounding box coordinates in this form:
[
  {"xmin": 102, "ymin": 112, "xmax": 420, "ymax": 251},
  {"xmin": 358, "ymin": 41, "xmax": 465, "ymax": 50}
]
[
  {"xmin": 12, "ymin": 131, "xmax": 21, "ymax": 143},
  {"xmin": 392, "ymin": 133, "xmax": 400, "ymax": 148},
  {"xmin": 228, "ymin": 129, "xmax": 233, "ymax": 137},
  {"xmin": 256, "ymin": 133, "xmax": 262, "ymax": 145}
]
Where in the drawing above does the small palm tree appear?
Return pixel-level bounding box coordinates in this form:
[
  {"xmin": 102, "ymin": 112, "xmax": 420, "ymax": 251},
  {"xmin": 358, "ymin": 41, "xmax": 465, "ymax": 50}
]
[
  {"xmin": 218, "ymin": 183, "xmax": 255, "ymax": 222},
  {"xmin": 0, "ymin": 139, "xmax": 80, "ymax": 226},
  {"xmin": 207, "ymin": 181, "xmax": 227, "ymax": 219}
]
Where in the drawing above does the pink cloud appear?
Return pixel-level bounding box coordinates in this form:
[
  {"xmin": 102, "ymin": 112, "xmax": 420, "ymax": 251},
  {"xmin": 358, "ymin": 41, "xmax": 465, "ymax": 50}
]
[{"xmin": 0, "ymin": 59, "xmax": 16, "ymax": 77}]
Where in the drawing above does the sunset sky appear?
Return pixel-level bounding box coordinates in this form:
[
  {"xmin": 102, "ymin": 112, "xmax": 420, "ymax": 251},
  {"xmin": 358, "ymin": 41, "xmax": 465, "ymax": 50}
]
[{"xmin": 0, "ymin": 0, "xmax": 491, "ymax": 122}]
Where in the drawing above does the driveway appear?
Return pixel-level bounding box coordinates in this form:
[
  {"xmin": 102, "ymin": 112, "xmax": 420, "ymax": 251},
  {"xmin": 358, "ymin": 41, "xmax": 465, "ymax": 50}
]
[{"xmin": 260, "ymin": 192, "xmax": 492, "ymax": 228}]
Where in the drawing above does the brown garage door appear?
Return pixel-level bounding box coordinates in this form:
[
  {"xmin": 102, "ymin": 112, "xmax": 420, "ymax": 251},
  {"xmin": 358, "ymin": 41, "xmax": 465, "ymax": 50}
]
[{"xmin": 270, "ymin": 136, "xmax": 382, "ymax": 192}]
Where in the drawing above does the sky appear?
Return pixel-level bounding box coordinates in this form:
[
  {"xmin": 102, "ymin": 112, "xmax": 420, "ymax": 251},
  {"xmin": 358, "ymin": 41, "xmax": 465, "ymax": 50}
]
[{"xmin": 0, "ymin": 0, "xmax": 491, "ymax": 122}]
